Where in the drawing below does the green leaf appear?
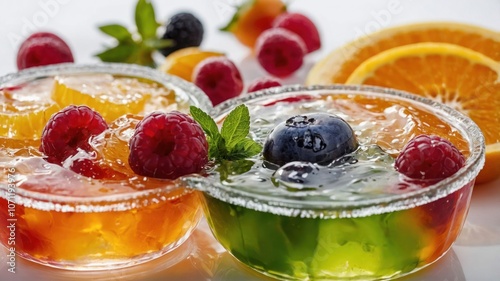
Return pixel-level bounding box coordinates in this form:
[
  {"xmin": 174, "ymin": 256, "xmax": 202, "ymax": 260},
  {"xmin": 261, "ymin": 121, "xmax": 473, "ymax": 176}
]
[
  {"xmin": 143, "ymin": 38, "xmax": 173, "ymax": 50},
  {"xmin": 190, "ymin": 106, "xmax": 220, "ymax": 139},
  {"xmin": 190, "ymin": 105, "xmax": 261, "ymax": 162},
  {"xmin": 98, "ymin": 24, "xmax": 133, "ymax": 42},
  {"xmin": 190, "ymin": 106, "xmax": 227, "ymax": 159},
  {"xmin": 95, "ymin": 44, "xmax": 137, "ymax": 62},
  {"xmin": 128, "ymin": 47, "xmax": 156, "ymax": 67},
  {"xmin": 217, "ymin": 159, "xmax": 255, "ymax": 182},
  {"xmin": 221, "ymin": 104, "xmax": 250, "ymax": 151},
  {"xmin": 135, "ymin": 0, "xmax": 159, "ymax": 40},
  {"xmin": 208, "ymin": 135, "xmax": 227, "ymax": 159},
  {"xmin": 228, "ymin": 138, "xmax": 262, "ymax": 160}
]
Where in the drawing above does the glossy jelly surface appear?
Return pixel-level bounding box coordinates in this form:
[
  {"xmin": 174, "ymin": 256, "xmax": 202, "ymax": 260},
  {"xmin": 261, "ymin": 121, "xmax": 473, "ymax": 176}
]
[{"xmin": 189, "ymin": 85, "xmax": 484, "ymax": 280}]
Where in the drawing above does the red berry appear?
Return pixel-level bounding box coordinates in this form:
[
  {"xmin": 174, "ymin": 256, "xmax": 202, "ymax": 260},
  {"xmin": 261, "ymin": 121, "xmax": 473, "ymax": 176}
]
[
  {"xmin": 192, "ymin": 57, "xmax": 244, "ymax": 106},
  {"xmin": 273, "ymin": 12, "xmax": 321, "ymax": 53},
  {"xmin": 247, "ymin": 77, "xmax": 282, "ymax": 93},
  {"xmin": 395, "ymin": 135, "xmax": 465, "ymax": 180},
  {"xmin": 40, "ymin": 105, "xmax": 108, "ymax": 164},
  {"xmin": 17, "ymin": 32, "xmax": 74, "ymax": 70},
  {"xmin": 128, "ymin": 111, "xmax": 208, "ymax": 179},
  {"xmin": 255, "ymin": 28, "xmax": 306, "ymax": 78}
]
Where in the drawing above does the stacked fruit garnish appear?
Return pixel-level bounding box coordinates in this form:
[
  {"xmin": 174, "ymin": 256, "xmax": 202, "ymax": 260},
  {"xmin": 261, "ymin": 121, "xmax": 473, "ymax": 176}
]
[
  {"xmin": 39, "ymin": 104, "xmax": 208, "ymax": 180},
  {"xmin": 0, "ymin": 68, "xmax": 213, "ymax": 187},
  {"xmin": 262, "ymin": 111, "xmax": 465, "ymax": 189},
  {"xmin": 307, "ymin": 21, "xmax": 500, "ymax": 183}
]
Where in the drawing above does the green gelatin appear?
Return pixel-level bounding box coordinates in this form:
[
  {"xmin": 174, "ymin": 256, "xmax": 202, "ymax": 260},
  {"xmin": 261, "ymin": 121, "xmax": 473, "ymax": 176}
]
[{"xmin": 203, "ymin": 194, "xmax": 432, "ymax": 280}]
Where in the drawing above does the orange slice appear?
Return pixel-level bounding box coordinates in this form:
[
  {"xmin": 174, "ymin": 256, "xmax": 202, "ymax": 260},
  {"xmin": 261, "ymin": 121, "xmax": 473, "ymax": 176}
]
[
  {"xmin": 158, "ymin": 47, "xmax": 224, "ymax": 82},
  {"xmin": 345, "ymin": 42, "xmax": 500, "ymax": 184},
  {"xmin": 0, "ymin": 79, "xmax": 60, "ymax": 140},
  {"xmin": 52, "ymin": 74, "xmax": 174, "ymax": 122},
  {"xmin": 91, "ymin": 114, "xmax": 142, "ymax": 176},
  {"xmin": 306, "ymin": 22, "xmax": 500, "ymax": 85}
]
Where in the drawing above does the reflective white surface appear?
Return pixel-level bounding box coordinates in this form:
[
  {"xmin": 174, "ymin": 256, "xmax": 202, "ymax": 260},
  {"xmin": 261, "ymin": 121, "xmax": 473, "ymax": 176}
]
[{"xmin": 0, "ymin": 0, "xmax": 499, "ymax": 280}]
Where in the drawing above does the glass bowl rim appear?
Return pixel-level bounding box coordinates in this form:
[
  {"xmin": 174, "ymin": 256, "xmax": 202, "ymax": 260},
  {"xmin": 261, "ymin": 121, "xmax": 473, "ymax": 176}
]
[
  {"xmin": 187, "ymin": 84, "xmax": 486, "ymax": 219},
  {"xmin": 0, "ymin": 62, "xmax": 212, "ymax": 109},
  {"xmin": 0, "ymin": 62, "xmax": 210, "ymax": 211}
]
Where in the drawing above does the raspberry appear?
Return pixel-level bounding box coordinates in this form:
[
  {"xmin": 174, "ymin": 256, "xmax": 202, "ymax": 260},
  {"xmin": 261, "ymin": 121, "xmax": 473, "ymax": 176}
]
[
  {"xmin": 192, "ymin": 57, "xmax": 244, "ymax": 106},
  {"xmin": 395, "ymin": 135, "xmax": 465, "ymax": 180},
  {"xmin": 128, "ymin": 111, "xmax": 208, "ymax": 179},
  {"xmin": 273, "ymin": 12, "xmax": 321, "ymax": 53},
  {"xmin": 159, "ymin": 12, "xmax": 204, "ymax": 57},
  {"xmin": 17, "ymin": 32, "xmax": 74, "ymax": 70},
  {"xmin": 247, "ymin": 77, "xmax": 282, "ymax": 93},
  {"xmin": 255, "ymin": 28, "xmax": 306, "ymax": 78},
  {"xmin": 40, "ymin": 105, "xmax": 108, "ymax": 164}
]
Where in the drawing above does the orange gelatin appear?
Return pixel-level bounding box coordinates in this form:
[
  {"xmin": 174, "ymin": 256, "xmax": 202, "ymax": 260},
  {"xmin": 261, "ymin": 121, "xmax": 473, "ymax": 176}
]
[
  {"xmin": 0, "ymin": 64, "xmax": 209, "ymax": 270},
  {"xmin": 0, "ymin": 189, "xmax": 201, "ymax": 267}
]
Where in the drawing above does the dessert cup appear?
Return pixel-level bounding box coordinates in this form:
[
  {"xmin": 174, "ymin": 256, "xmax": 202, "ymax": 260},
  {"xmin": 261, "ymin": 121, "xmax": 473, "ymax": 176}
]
[
  {"xmin": 0, "ymin": 63, "xmax": 211, "ymax": 270},
  {"xmin": 186, "ymin": 85, "xmax": 485, "ymax": 280}
]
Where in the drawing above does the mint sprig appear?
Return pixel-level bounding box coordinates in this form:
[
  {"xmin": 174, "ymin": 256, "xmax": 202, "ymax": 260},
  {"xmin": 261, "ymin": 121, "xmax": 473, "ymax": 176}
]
[
  {"xmin": 96, "ymin": 0, "xmax": 171, "ymax": 67},
  {"xmin": 190, "ymin": 105, "xmax": 262, "ymax": 161}
]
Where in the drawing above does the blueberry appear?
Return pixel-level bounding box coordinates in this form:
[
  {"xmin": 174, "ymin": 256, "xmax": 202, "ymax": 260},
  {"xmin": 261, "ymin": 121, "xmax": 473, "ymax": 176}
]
[
  {"xmin": 159, "ymin": 12, "xmax": 204, "ymax": 57},
  {"xmin": 263, "ymin": 113, "xmax": 358, "ymax": 166}
]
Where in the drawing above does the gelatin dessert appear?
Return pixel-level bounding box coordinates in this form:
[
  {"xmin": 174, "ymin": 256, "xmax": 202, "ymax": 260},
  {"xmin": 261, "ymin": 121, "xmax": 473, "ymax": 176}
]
[
  {"xmin": 186, "ymin": 85, "xmax": 485, "ymax": 280},
  {"xmin": 0, "ymin": 63, "xmax": 211, "ymax": 270}
]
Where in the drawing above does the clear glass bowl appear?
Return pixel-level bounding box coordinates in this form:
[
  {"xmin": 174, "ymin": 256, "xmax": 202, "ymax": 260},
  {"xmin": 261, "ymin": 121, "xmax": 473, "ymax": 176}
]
[
  {"xmin": 0, "ymin": 63, "xmax": 211, "ymax": 270},
  {"xmin": 186, "ymin": 85, "xmax": 485, "ymax": 280}
]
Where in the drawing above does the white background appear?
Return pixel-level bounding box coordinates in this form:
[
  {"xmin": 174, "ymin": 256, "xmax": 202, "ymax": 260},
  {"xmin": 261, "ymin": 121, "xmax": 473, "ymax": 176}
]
[{"xmin": 1, "ymin": 0, "xmax": 500, "ymax": 280}]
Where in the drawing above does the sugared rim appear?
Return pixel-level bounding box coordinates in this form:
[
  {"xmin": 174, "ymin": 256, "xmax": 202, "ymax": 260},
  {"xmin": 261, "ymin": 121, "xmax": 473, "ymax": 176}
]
[
  {"xmin": 0, "ymin": 63, "xmax": 210, "ymax": 211},
  {"xmin": 186, "ymin": 84, "xmax": 486, "ymax": 219}
]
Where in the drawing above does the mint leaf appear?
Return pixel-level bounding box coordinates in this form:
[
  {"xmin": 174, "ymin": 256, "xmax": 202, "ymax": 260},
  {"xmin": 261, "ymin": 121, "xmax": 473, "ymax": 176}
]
[
  {"xmin": 228, "ymin": 138, "xmax": 262, "ymax": 160},
  {"xmin": 190, "ymin": 106, "xmax": 220, "ymax": 139},
  {"xmin": 190, "ymin": 106, "xmax": 226, "ymax": 159},
  {"xmin": 190, "ymin": 105, "xmax": 262, "ymax": 162},
  {"xmin": 135, "ymin": 0, "xmax": 159, "ymax": 40},
  {"xmin": 221, "ymin": 104, "xmax": 250, "ymax": 151},
  {"xmin": 208, "ymin": 135, "xmax": 227, "ymax": 159},
  {"xmin": 95, "ymin": 44, "xmax": 137, "ymax": 62},
  {"xmin": 217, "ymin": 159, "xmax": 255, "ymax": 182},
  {"xmin": 98, "ymin": 24, "xmax": 133, "ymax": 43}
]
